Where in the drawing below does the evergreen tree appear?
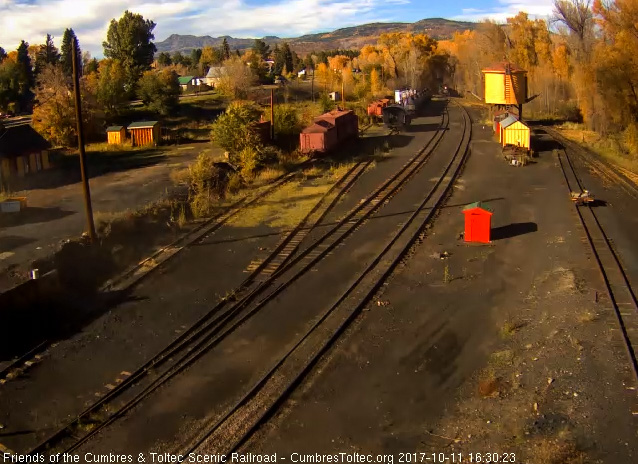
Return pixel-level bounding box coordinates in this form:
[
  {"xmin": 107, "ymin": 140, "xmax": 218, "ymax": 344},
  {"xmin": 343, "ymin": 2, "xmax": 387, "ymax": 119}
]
[
  {"xmin": 221, "ymin": 38, "xmax": 231, "ymax": 60},
  {"xmin": 273, "ymin": 45, "xmax": 284, "ymax": 76},
  {"xmin": 157, "ymin": 52, "xmax": 172, "ymax": 67},
  {"xmin": 85, "ymin": 58, "xmax": 99, "ymax": 74},
  {"xmin": 16, "ymin": 40, "xmax": 34, "ymax": 110},
  {"xmin": 281, "ymin": 42, "xmax": 294, "ymax": 75},
  {"xmin": 172, "ymin": 51, "xmax": 185, "ymax": 66},
  {"xmin": 252, "ymin": 39, "xmax": 270, "ymax": 61},
  {"xmin": 0, "ymin": 47, "xmax": 7, "ymax": 63},
  {"xmin": 190, "ymin": 48, "xmax": 202, "ymax": 68},
  {"xmin": 35, "ymin": 34, "xmax": 60, "ymax": 75},
  {"xmin": 60, "ymin": 28, "xmax": 81, "ymax": 77}
]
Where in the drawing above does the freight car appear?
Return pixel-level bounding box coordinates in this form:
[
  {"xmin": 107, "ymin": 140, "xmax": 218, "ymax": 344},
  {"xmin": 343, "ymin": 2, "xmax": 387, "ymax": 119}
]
[
  {"xmin": 382, "ymin": 105, "xmax": 411, "ymax": 131},
  {"xmin": 299, "ymin": 109, "xmax": 358, "ymax": 154}
]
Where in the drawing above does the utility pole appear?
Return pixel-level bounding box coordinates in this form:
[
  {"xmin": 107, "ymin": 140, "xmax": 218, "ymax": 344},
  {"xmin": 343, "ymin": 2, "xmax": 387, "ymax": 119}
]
[
  {"xmin": 311, "ymin": 65, "xmax": 315, "ymax": 103},
  {"xmin": 71, "ymin": 36, "xmax": 96, "ymax": 242},
  {"xmin": 270, "ymin": 87, "xmax": 275, "ymax": 141}
]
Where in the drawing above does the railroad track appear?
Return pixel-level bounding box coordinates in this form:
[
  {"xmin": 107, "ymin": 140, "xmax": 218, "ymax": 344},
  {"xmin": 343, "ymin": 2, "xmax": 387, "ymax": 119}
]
[
  {"xmin": 24, "ymin": 105, "xmax": 451, "ymax": 456},
  {"xmin": 557, "ymin": 148, "xmax": 638, "ymax": 382},
  {"xmin": 0, "ymin": 161, "xmax": 307, "ymax": 384},
  {"xmin": 179, "ymin": 101, "xmax": 472, "ymax": 456},
  {"xmin": 544, "ymin": 127, "xmax": 638, "ymax": 199}
]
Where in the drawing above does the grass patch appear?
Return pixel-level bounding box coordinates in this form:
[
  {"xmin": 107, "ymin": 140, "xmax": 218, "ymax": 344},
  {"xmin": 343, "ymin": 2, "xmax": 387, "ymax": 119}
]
[
  {"xmin": 228, "ymin": 180, "xmax": 332, "ymax": 229},
  {"xmin": 489, "ymin": 349, "xmax": 515, "ymax": 367}
]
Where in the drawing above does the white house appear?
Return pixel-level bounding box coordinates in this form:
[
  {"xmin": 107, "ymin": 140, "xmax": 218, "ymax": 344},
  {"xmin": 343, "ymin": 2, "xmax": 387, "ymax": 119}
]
[{"xmin": 204, "ymin": 66, "xmax": 229, "ymax": 88}]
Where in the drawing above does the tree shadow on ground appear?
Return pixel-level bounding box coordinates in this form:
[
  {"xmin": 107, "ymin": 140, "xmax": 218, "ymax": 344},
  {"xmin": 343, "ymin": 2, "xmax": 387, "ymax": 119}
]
[
  {"xmin": 0, "ymin": 207, "xmax": 76, "ymax": 228},
  {"xmin": 0, "ymin": 235, "xmax": 36, "ymax": 252},
  {"xmin": 491, "ymin": 222, "xmax": 538, "ymax": 240},
  {"xmin": 10, "ymin": 149, "xmax": 169, "ymax": 191}
]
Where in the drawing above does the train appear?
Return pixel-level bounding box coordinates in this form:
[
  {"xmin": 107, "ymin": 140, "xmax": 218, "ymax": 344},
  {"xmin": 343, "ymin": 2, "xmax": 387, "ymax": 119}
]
[
  {"xmin": 381, "ymin": 88, "xmax": 431, "ymax": 130},
  {"xmin": 299, "ymin": 109, "xmax": 359, "ymax": 154}
]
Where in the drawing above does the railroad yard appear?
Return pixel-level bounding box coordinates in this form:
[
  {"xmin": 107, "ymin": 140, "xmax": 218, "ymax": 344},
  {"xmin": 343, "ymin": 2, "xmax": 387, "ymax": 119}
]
[{"xmin": 0, "ymin": 96, "xmax": 635, "ymax": 463}]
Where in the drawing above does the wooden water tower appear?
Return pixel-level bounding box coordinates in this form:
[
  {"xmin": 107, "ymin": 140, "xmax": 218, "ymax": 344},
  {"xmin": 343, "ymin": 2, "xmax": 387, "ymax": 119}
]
[{"xmin": 482, "ymin": 62, "xmax": 528, "ymax": 120}]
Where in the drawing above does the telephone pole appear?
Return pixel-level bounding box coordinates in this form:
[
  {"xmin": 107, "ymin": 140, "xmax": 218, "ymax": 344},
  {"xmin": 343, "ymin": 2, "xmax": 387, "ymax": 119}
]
[{"xmin": 71, "ymin": 36, "xmax": 96, "ymax": 242}]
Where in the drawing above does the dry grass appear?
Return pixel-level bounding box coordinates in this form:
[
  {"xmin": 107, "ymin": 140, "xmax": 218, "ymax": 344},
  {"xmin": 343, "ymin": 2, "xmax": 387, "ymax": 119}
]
[
  {"xmin": 531, "ymin": 437, "xmax": 586, "ymax": 464},
  {"xmin": 170, "ymin": 167, "xmax": 190, "ymax": 186},
  {"xmin": 0, "ymin": 189, "xmax": 13, "ymax": 202},
  {"xmin": 86, "ymin": 141, "xmax": 142, "ymax": 153},
  {"xmin": 578, "ymin": 310, "xmax": 598, "ymax": 323},
  {"xmin": 558, "ymin": 123, "xmax": 638, "ymax": 174},
  {"xmin": 228, "ymin": 180, "xmax": 331, "ymax": 229},
  {"xmin": 478, "ymin": 370, "xmax": 501, "ymax": 397},
  {"xmin": 500, "ymin": 320, "xmax": 524, "ymax": 338}
]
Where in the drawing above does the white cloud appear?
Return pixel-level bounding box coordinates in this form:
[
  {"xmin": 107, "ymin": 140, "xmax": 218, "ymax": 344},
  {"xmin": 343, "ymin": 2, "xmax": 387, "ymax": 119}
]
[
  {"xmin": 0, "ymin": 0, "xmax": 404, "ymax": 56},
  {"xmin": 454, "ymin": 0, "xmax": 554, "ymax": 22}
]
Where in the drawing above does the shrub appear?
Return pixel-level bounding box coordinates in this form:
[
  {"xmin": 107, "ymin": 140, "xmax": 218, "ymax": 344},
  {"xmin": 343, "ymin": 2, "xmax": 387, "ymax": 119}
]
[
  {"xmin": 137, "ymin": 69, "xmax": 180, "ymax": 116},
  {"xmin": 227, "ymin": 172, "xmax": 244, "ymax": 194},
  {"xmin": 210, "ymin": 101, "xmax": 263, "ymax": 160},
  {"xmin": 272, "ymin": 104, "xmax": 301, "ymax": 135},
  {"xmin": 239, "ymin": 146, "xmax": 263, "ymax": 179},
  {"xmin": 319, "ymin": 93, "xmax": 336, "ymax": 113},
  {"xmin": 185, "ymin": 153, "xmax": 230, "ymax": 217}
]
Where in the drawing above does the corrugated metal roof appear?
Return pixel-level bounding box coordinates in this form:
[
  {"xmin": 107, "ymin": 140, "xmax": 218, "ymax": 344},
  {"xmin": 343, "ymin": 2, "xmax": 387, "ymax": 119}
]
[
  {"xmin": 178, "ymin": 76, "xmax": 194, "ymax": 85},
  {"xmin": 499, "ymin": 115, "xmax": 519, "ymax": 129},
  {"xmin": 106, "ymin": 126, "xmax": 124, "ymax": 132},
  {"xmin": 463, "ymin": 201, "xmax": 493, "ymax": 213},
  {"xmin": 128, "ymin": 121, "xmax": 159, "ymax": 129}
]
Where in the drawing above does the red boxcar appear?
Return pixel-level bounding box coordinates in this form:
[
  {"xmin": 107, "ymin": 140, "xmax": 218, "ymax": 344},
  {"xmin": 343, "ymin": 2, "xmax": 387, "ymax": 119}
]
[
  {"xmin": 300, "ymin": 119, "xmax": 338, "ymax": 154},
  {"xmin": 316, "ymin": 109, "xmax": 358, "ymax": 142}
]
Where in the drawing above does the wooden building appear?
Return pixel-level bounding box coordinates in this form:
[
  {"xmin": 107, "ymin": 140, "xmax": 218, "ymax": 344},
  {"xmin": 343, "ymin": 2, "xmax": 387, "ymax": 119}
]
[
  {"xmin": 106, "ymin": 126, "xmax": 125, "ymax": 145},
  {"xmin": 499, "ymin": 115, "xmax": 530, "ymax": 150},
  {"xmin": 0, "ymin": 124, "xmax": 51, "ymax": 184},
  {"xmin": 128, "ymin": 121, "xmax": 161, "ymax": 147},
  {"xmin": 482, "ymin": 62, "xmax": 528, "ymax": 118}
]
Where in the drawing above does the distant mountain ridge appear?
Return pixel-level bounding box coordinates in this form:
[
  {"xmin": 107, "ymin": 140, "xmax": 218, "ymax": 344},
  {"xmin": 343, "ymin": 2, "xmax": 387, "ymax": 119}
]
[{"xmin": 154, "ymin": 18, "xmax": 476, "ymax": 55}]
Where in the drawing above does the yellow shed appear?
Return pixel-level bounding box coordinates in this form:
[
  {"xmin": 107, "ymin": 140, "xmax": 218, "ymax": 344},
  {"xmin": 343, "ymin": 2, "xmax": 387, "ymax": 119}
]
[
  {"xmin": 482, "ymin": 63, "xmax": 528, "ymax": 106},
  {"xmin": 500, "ymin": 115, "xmax": 530, "ymax": 150},
  {"xmin": 128, "ymin": 121, "xmax": 161, "ymax": 147},
  {"xmin": 106, "ymin": 126, "xmax": 126, "ymax": 145}
]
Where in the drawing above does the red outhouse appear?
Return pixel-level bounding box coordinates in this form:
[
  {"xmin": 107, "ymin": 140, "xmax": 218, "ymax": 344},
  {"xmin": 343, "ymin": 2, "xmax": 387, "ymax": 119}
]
[{"xmin": 463, "ymin": 202, "xmax": 493, "ymax": 243}]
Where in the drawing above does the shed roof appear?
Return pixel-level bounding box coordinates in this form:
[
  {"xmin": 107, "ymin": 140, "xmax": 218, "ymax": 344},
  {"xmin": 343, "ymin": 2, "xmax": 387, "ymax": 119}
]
[
  {"xmin": 106, "ymin": 125, "xmax": 124, "ymax": 132},
  {"xmin": 499, "ymin": 115, "xmax": 520, "ymax": 129},
  {"xmin": 178, "ymin": 75, "xmax": 194, "ymax": 85},
  {"xmin": 128, "ymin": 121, "xmax": 159, "ymax": 129},
  {"xmin": 482, "ymin": 62, "xmax": 527, "ymax": 74},
  {"xmin": 0, "ymin": 124, "xmax": 50, "ymax": 158},
  {"xmin": 463, "ymin": 201, "xmax": 493, "ymax": 213}
]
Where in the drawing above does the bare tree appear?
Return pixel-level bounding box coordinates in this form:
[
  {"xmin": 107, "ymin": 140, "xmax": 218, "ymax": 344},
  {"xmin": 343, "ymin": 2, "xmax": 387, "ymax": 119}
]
[{"xmin": 553, "ymin": 0, "xmax": 595, "ymax": 55}]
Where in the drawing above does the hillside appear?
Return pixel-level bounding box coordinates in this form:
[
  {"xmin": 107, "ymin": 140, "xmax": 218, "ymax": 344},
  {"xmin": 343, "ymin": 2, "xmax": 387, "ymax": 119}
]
[{"xmin": 154, "ymin": 18, "xmax": 476, "ymax": 55}]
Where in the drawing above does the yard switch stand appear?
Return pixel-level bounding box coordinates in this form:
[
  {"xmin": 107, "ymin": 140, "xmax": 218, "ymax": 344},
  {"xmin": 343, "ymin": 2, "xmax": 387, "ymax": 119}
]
[
  {"xmin": 72, "ymin": 36, "xmax": 96, "ymax": 242},
  {"xmin": 462, "ymin": 201, "xmax": 493, "ymax": 244}
]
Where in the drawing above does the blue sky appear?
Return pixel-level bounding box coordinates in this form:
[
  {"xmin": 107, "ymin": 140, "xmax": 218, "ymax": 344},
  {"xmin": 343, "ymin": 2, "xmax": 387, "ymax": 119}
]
[{"xmin": 0, "ymin": 0, "xmax": 555, "ymax": 57}]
